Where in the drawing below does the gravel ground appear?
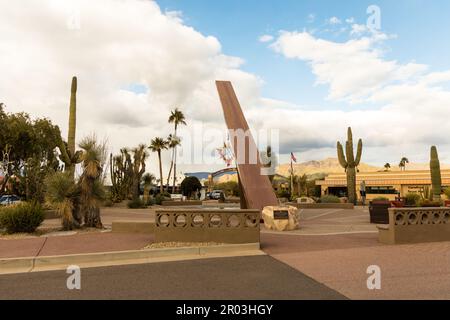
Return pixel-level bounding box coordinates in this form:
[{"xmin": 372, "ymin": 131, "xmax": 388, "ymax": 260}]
[{"xmin": 144, "ymin": 242, "xmax": 225, "ymax": 249}]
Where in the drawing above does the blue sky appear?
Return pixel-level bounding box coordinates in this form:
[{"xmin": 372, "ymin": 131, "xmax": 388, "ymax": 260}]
[{"xmin": 157, "ymin": 0, "xmax": 450, "ymax": 108}]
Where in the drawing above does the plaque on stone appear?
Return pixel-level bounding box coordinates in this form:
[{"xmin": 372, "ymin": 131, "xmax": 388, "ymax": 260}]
[{"xmin": 274, "ymin": 210, "xmax": 289, "ymax": 220}]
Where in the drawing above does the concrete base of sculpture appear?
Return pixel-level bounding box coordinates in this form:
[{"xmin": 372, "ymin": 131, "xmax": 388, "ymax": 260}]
[{"xmin": 262, "ymin": 206, "xmax": 299, "ymax": 231}]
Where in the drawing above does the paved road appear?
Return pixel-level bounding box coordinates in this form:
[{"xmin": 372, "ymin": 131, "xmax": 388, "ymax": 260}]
[{"xmin": 0, "ymin": 256, "xmax": 346, "ymax": 300}]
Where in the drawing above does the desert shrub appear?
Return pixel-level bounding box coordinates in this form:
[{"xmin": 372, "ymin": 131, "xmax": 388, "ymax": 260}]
[
  {"xmin": 152, "ymin": 194, "xmax": 167, "ymax": 206},
  {"xmin": 405, "ymin": 193, "xmax": 421, "ymax": 206},
  {"xmin": 418, "ymin": 199, "xmax": 442, "ymax": 207},
  {"xmin": 444, "ymin": 188, "xmax": 450, "ymax": 200},
  {"xmin": 103, "ymin": 199, "xmax": 114, "ymax": 207},
  {"xmin": 372, "ymin": 197, "xmax": 390, "ymax": 202},
  {"xmin": 319, "ymin": 195, "xmax": 341, "ymax": 203},
  {"xmin": 0, "ymin": 202, "xmax": 44, "ymax": 234},
  {"xmin": 127, "ymin": 198, "xmax": 146, "ymax": 209},
  {"xmin": 277, "ymin": 190, "xmax": 291, "ymax": 199}
]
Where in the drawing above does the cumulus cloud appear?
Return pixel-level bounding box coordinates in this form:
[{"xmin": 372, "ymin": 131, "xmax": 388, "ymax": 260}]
[
  {"xmin": 327, "ymin": 17, "xmax": 342, "ymax": 25},
  {"xmin": 0, "ymin": 0, "xmax": 264, "ymax": 173},
  {"xmin": 264, "ymin": 29, "xmax": 450, "ymax": 163},
  {"xmin": 259, "ymin": 34, "xmax": 274, "ymax": 43},
  {"xmin": 0, "ymin": 0, "xmax": 449, "ymax": 172}
]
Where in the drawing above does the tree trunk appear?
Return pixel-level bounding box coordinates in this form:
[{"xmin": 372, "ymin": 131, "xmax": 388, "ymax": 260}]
[
  {"xmin": 84, "ymin": 207, "xmax": 103, "ymax": 228},
  {"xmin": 143, "ymin": 186, "xmax": 150, "ymax": 204},
  {"xmin": 172, "ymin": 146, "xmax": 177, "ymax": 193},
  {"xmin": 158, "ymin": 151, "xmax": 164, "ymax": 194}
]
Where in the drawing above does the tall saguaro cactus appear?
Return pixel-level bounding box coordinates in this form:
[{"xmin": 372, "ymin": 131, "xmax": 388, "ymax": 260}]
[
  {"xmin": 337, "ymin": 127, "xmax": 363, "ymax": 204},
  {"xmin": 58, "ymin": 76, "xmax": 82, "ymax": 177},
  {"xmin": 430, "ymin": 146, "xmax": 442, "ymax": 201}
]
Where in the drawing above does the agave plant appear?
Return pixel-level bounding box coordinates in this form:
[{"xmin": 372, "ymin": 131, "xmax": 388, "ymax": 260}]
[{"xmin": 45, "ymin": 171, "xmax": 80, "ymax": 230}]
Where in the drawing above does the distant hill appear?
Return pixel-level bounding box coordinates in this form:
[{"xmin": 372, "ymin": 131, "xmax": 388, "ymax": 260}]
[
  {"xmin": 277, "ymin": 157, "xmax": 450, "ymax": 177},
  {"xmin": 276, "ymin": 158, "xmax": 380, "ymax": 177}
]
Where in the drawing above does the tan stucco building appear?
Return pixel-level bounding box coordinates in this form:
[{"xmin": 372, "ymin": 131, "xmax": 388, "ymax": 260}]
[{"xmin": 317, "ymin": 170, "xmax": 450, "ymax": 201}]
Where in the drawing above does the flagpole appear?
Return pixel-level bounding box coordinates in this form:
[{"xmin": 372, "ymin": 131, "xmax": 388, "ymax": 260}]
[{"xmin": 290, "ymin": 157, "xmax": 294, "ymax": 196}]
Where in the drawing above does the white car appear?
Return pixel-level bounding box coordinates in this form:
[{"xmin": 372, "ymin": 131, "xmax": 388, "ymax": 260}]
[
  {"xmin": 0, "ymin": 195, "xmax": 22, "ymax": 206},
  {"xmin": 209, "ymin": 190, "xmax": 225, "ymax": 200}
]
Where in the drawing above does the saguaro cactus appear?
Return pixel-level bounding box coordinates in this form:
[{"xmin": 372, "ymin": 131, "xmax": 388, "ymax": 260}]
[
  {"xmin": 430, "ymin": 146, "xmax": 442, "ymax": 201},
  {"xmin": 58, "ymin": 76, "xmax": 82, "ymax": 177},
  {"xmin": 337, "ymin": 127, "xmax": 363, "ymax": 204}
]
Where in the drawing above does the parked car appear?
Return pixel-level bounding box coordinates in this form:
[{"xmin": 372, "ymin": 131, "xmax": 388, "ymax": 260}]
[
  {"xmin": 209, "ymin": 190, "xmax": 225, "ymax": 200},
  {"xmin": 0, "ymin": 195, "xmax": 22, "ymax": 206}
]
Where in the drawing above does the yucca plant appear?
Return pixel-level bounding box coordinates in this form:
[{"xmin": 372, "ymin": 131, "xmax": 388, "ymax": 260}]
[
  {"xmin": 142, "ymin": 173, "xmax": 155, "ymax": 204},
  {"xmin": 78, "ymin": 135, "xmax": 106, "ymax": 228},
  {"xmin": 45, "ymin": 171, "xmax": 80, "ymax": 230}
]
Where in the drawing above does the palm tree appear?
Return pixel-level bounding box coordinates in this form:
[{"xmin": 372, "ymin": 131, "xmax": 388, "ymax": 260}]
[
  {"xmin": 149, "ymin": 137, "xmax": 168, "ymax": 194},
  {"xmin": 78, "ymin": 136, "xmax": 106, "ymax": 228},
  {"xmin": 165, "ymin": 134, "xmax": 181, "ymax": 190},
  {"xmin": 142, "ymin": 173, "xmax": 155, "ymax": 204},
  {"xmin": 399, "ymin": 157, "xmax": 409, "ymax": 171},
  {"xmin": 384, "ymin": 163, "xmax": 391, "ymax": 171},
  {"xmin": 168, "ymin": 108, "xmax": 186, "ymax": 192}
]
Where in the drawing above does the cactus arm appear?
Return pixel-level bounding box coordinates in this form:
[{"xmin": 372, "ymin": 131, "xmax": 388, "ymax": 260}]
[
  {"xmin": 346, "ymin": 128, "xmax": 355, "ymax": 165},
  {"xmin": 72, "ymin": 150, "xmax": 83, "ymax": 164},
  {"xmin": 337, "ymin": 142, "xmax": 348, "ymax": 168},
  {"xmin": 355, "ymin": 139, "xmax": 363, "ymax": 167},
  {"xmin": 58, "ymin": 139, "xmax": 72, "ymax": 166}
]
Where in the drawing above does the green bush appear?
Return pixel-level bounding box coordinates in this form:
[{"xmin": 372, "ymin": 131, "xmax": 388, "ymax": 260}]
[
  {"xmin": 405, "ymin": 193, "xmax": 421, "ymax": 206},
  {"xmin": 0, "ymin": 203, "xmax": 44, "ymax": 234},
  {"xmin": 444, "ymin": 188, "xmax": 450, "ymax": 200},
  {"xmin": 152, "ymin": 194, "xmax": 168, "ymax": 206},
  {"xmin": 127, "ymin": 198, "xmax": 146, "ymax": 209},
  {"xmin": 103, "ymin": 199, "xmax": 114, "ymax": 207},
  {"xmin": 372, "ymin": 197, "xmax": 390, "ymax": 202},
  {"xmin": 276, "ymin": 190, "xmax": 291, "ymax": 199},
  {"xmin": 319, "ymin": 195, "xmax": 341, "ymax": 203},
  {"xmin": 418, "ymin": 199, "xmax": 442, "ymax": 208}
]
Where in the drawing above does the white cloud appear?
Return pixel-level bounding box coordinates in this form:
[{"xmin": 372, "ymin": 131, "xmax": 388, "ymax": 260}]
[
  {"xmin": 266, "ymin": 30, "xmax": 450, "ymax": 163},
  {"xmin": 307, "ymin": 14, "xmax": 316, "ymax": 23},
  {"xmin": 346, "ymin": 17, "xmax": 355, "ymax": 24},
  {"xmin": 0, "ymin": 0, "xmax": 267, "ymax": 174},
  {"xmin": 327, "ymin": 17, "xmax": 342, "ymax": 25},
  {"xmin": 350, "ymin": 23, "xmax": 368, "ymax": 35},
  {"xmin": 259, "ymin": 34, "xmax": 274, "ymax": 43}
]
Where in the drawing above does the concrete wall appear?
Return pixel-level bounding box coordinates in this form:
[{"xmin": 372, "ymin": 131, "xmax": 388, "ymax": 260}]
[
  {"xmin": 155, "ymin": 209, "xmax": 260, "ymax": 244},
  {"xmin": 378, "ymin": 207, "xmax": 450, "ymax": 244}
]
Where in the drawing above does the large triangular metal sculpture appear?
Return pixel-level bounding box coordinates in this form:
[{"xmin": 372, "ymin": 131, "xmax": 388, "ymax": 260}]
[{"xmin": 216, "ymin": 81, "xmax": 278, "ymax": 211}]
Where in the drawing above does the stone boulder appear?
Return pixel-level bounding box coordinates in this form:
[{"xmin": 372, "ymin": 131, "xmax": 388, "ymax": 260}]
[{"xmin": 262, "ymin": 206, "xmax": 300, "ymax": 232}]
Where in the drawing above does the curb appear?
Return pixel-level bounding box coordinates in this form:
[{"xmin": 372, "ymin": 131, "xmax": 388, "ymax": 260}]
[{"xmin": 0, "ymin": 243, "xmax": 263, "ymax": 275}]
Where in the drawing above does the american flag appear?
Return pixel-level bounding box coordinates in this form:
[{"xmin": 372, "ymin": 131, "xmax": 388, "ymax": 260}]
[{"xmin": 291, "ymin": 152, "xmax": 297, "ymax": 163}]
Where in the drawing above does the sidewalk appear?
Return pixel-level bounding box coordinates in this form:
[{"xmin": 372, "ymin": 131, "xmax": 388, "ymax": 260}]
[{"xmin": 0, "ymin": 233, "xmax": 154, "ymax": 259}]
